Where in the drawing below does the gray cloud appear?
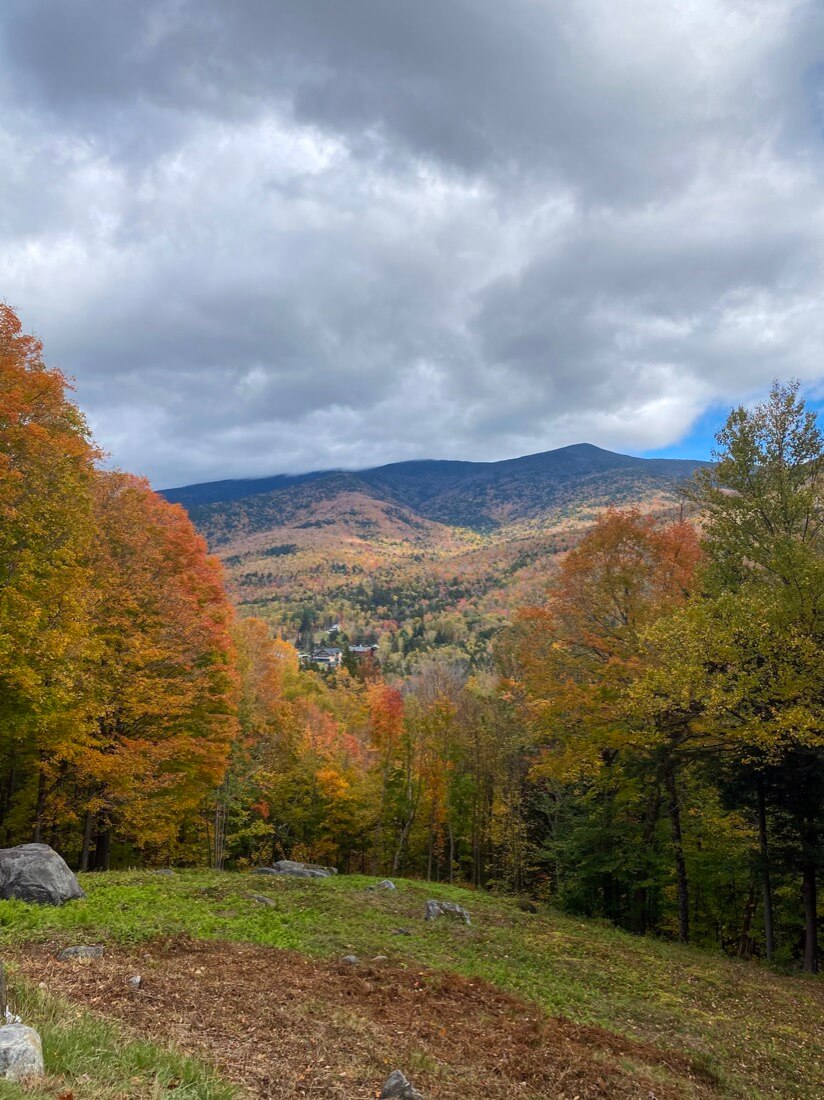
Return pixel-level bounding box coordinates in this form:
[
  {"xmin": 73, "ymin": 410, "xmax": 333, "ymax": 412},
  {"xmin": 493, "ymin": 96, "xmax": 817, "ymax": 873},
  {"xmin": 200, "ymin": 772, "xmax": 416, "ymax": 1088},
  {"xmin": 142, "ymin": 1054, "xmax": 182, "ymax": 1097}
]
[{"xmin": 2, "ymin": 0, "xmax": 824, "ymax": 487}]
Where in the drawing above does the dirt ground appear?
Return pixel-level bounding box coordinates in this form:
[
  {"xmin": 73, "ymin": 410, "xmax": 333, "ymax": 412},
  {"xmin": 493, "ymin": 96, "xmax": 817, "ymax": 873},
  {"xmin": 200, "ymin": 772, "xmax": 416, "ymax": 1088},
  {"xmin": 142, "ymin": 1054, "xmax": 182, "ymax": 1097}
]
[{"xmin": 13, "ymin": 938, "xmax": 719, "ymax": 1100}]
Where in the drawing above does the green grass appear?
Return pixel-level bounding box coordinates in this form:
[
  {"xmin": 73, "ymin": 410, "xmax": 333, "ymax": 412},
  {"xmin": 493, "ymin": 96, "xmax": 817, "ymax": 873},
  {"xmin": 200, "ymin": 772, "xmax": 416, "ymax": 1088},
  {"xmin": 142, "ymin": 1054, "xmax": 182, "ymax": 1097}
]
[
  {"xmin": 0, "ymin": 976, "xmax": 237, "ymax": 1099},
  {"xmin": 0, "ymin": 870, "xmax": 821, "ymax": 1098}
]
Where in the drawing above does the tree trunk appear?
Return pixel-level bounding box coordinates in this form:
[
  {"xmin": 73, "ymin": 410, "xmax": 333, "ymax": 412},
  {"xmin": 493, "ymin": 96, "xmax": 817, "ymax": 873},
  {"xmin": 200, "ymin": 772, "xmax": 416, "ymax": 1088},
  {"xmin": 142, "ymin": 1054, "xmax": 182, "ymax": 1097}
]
[
  {"xmin": 737, "ymin": 881, "xmax": 757, "ymax": 958},
  {"xmin": 601, "ymin": 771, "xmax": 616, "ymax": 922},
  {"xmin": 32, "ymin": 767, "xmax": 46, "ymax": 843},
  {"xmin": 92, "ymin": 823, "xmax": 111, "ymax": 871},
  {"xmin": 392, "ymin": 812, "xmax": 414, "ymax": 875},
  {"xmin": 0, "ymin": 764, "xmax": 16, "ymax": 835},
  {"xmin": 471, "ymin": 803, "xmax": 481, "ymax": 887},
  {"xmin": 633, "ymin": 781, "xmax": 662, "ymax": 935},
  {"xmin": 80, "ymin": 810, "xmax": 94, "ymax": 872},
  {"xmin": 665, "ymin": 766, "xmax": 689, "ymax": 943},
  {"xmin": 213, "ymin": 787, "xmax": 227, "ymax": 871},
  {"xmin": 484, "ymin": 780, "xmax": 494, "ymax": 887},
  {"xmin": 392, "ymin": 761, "xmax": 417, "ymax": 875},
  {"xmin": 801, "ymin": 821, "xmax": 818, "ymax": 974},
  {"xmin": 756, "ymin": 775, "xmax": 775, "ymax": 961}
]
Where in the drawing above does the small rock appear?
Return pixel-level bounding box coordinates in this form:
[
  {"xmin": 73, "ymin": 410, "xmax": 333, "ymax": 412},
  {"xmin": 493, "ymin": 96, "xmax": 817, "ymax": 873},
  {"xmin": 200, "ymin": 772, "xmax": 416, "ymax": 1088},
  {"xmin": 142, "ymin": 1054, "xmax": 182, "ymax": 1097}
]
[
  {"xmin": 250, "ymin": 894, "xmax": 277, "ymax": 907},
  {"xmin": 380, "ymin": 1069, "xmax": 424, "ymax": 1099},
  {"xmin": 392, "ymin": 927, "xmax": 412, "ymax": 936},
  {"xmin": 371, "ymin": 955, "xmax": 389, "ymax": 963},
  {"xmin": 340, "ymin": 954, "xmax": 359, "ymax": 965},
  {"xmin": 127, "ymin": 975, "xmax": 142, "ymax": 989},
  {"xmin": 57, "ymin": 945, "xmax": 104, "ymax": 961},
  {"xmin": 368, "ymin": 879, "xmax": 397, "ymax": 891},
  {"xmin": 0, "ymin": 1023, "xmax": 44, "ymax": 1081},
  {"xmin": 424, "ymin": 900, "xmax": 471, "ymax": 925}
]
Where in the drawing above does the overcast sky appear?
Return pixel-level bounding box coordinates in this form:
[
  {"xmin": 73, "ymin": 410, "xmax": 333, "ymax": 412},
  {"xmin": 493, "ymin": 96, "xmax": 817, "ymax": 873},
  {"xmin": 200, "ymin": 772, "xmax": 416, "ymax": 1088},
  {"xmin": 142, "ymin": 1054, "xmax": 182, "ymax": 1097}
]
[{"xmin": 3, "ymin": 1, "xmax": 824, "ymax": 488}]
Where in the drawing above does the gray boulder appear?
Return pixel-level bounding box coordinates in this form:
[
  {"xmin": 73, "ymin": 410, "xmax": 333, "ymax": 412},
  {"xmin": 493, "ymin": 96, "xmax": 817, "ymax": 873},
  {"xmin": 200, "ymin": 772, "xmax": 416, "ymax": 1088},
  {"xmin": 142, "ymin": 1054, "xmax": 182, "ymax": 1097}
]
[
  {"xmin": 0, "ymin": 844, "xmax": 84, "ymax": 906},
  {"xmin": 0, "ymin": 1024, "xmax": 44, "ymax": 1081},
  {"xmin": 274, "ymin": 859, "xmax": 335, "ymax": 877},
  {"xmin": 340, "ymin": 954, "xmax": 359, "ymax": 965},
  {"xmin": 424, "ymin": 899, "xmax": 471, "ymax": 925},
  {"xmin": 380, "ymin": 1069, "xmax": 423, "ymax": 1099},
  {"xmin": 368, "ymin": 879, "xmax": 397, "ymax": 891},
  {"xmin": 254, "ymin": 860, "xmax": 335, "ymax": 879},
  {"xmin": 57, "ymin": 945, "xmax": 104, "ymax": 961}
]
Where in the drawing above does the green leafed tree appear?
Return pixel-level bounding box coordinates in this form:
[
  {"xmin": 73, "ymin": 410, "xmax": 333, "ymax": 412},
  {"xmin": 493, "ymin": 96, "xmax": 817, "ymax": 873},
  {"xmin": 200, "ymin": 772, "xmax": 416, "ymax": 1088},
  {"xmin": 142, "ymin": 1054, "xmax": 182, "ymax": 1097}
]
[{"xmin": 661, "ymin": 381, "xmax": 824, "ymax": 971}]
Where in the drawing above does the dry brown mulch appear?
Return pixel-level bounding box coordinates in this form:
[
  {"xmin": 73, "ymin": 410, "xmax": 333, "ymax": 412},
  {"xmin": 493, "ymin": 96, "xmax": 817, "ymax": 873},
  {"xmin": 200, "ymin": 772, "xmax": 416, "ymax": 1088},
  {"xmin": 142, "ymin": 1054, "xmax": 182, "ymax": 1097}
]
[{"xmin": 13, "ymin": 937, "xmax": 719, "ymax": 1100}]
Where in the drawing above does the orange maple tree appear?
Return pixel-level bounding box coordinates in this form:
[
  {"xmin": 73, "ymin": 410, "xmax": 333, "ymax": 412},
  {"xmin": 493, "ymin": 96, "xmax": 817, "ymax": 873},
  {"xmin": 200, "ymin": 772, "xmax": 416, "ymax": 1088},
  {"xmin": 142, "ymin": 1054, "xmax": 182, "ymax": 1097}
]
[
  {"xmin": 514, "ymin": 510, "xmax": 701, "ymax": 779},
  {"xmin": 76, "ymin": 472, "xmax": 238, "ymax": 865},
  {"xmin": 0, "ymin": 304, "xmax": 100, "ymax": 838}
]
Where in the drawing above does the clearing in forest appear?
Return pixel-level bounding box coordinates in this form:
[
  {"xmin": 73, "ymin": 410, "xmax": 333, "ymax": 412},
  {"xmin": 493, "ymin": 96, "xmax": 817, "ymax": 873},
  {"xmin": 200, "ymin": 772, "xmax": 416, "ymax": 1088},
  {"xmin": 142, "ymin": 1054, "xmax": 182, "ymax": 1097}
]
[{"xmin": 0, "ymin": 871, "xmax": 820, "ymax": 1099}]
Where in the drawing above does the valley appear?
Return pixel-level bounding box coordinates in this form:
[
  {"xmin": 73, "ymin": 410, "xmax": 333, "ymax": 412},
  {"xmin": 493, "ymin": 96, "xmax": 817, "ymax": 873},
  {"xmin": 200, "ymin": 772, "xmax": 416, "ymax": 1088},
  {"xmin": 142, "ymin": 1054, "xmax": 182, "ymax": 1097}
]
[{"xmin": 164, "ymin": 444, "xmax": 703, "ymax": 671}]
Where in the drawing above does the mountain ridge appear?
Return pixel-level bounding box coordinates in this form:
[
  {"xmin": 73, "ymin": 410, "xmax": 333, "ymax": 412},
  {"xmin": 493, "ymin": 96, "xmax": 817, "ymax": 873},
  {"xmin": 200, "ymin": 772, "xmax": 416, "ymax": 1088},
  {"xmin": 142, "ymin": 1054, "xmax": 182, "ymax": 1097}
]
[{"xmin": 161, "ymin": 443, "xmax": 706, "ymax": 518}]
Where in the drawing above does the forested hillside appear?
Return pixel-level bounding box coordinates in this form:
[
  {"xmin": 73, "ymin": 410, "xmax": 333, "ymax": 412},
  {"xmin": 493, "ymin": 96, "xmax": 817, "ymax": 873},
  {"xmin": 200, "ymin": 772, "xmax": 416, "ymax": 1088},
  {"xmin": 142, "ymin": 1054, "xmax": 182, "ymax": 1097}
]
[
  {"xmin": 2, "ymin": 306, "xmax": 822, "ymax": 982},
  {"xmin": 164, "ymin": 446, "xmax": 703, "ymax": 671},
  {"xmin": 164, "ymin": 445, "xmax": 705, "ymax": 526}
]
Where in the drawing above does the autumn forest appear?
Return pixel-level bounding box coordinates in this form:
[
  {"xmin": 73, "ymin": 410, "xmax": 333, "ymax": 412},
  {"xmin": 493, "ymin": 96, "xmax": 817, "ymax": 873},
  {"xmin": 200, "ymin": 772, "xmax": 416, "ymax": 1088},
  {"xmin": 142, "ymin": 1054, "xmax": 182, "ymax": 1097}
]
[{"xmin": 2, "ymin": 304, "xmax": 823, "ymax": 975}]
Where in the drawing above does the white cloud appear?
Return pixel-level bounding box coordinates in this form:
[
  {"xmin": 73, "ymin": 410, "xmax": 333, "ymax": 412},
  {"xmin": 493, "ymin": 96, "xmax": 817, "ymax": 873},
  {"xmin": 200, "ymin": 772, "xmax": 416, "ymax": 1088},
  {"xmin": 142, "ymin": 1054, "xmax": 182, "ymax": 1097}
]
[{"xmin": 1, "ymin": 0, "xmax": 823, "ymax": 486}]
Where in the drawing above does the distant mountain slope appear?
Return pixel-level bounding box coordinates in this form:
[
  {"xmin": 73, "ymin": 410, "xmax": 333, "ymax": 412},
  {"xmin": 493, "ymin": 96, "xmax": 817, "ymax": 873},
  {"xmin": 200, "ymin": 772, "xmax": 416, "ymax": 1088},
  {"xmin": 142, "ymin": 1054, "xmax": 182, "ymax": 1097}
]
[
  {"xmin": 161, "ymin": 444, "xmax": 706, "ymax": 673},
  {"xmin": 185, "ymin": 471, "xmax": 470, "ymax": 552},
  {"xmin": 163, "ymin": 444, "xmax": 705, "ymax": 532},
  {"xmin": 161, "ymin": 468, "xmax": 334, "ymax": 508},
  {"xmin": 358, "ymin": 445, "xmax": 705, "ymax": 529}
]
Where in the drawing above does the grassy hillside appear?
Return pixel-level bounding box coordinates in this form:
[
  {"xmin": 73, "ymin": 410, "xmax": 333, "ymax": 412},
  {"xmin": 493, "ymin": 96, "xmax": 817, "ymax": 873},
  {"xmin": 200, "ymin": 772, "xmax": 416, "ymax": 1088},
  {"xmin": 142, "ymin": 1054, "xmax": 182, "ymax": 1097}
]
[{"xmin": 0, "ymin": 871, "xmax": 820, "ymax": 1098}]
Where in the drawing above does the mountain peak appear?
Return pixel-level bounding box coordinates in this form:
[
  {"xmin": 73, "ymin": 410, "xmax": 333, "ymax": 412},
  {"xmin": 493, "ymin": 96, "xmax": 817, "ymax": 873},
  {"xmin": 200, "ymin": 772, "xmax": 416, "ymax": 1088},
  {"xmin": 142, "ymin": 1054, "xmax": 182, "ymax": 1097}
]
[{"xmin": 162, "ymin": 443, "xmax": 706, "ymax": 536}]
